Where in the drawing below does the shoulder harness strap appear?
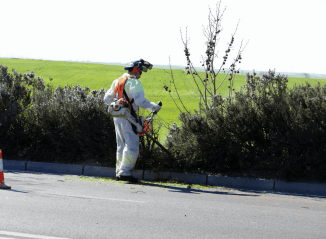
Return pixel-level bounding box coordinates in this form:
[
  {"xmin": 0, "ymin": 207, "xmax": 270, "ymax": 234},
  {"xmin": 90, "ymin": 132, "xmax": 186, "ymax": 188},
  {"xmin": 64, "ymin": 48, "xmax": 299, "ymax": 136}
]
[
  {"xmin": 114, "ymin": 75, "xmax": 134, "ymax": 99},
  {"xmin": 114, "ymin": 75, "xmax": 138, "ymax": 134},
  {"xmin": 114, "ymin": 75, "xmax": 137, "ymax": 119}
]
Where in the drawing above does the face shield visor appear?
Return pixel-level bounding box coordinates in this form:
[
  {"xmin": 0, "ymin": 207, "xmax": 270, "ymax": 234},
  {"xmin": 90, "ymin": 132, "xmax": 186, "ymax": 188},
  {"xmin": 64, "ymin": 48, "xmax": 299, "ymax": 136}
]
[{"xmin": 140, "ymin": 61, "xmax": 153, "ymax": 72}]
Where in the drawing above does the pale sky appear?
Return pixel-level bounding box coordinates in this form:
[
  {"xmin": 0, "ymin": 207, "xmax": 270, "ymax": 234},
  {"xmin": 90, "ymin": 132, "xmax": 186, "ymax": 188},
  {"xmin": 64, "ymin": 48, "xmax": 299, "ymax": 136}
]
[{"xmin": 1, "ymin": 0, "xmax": 326, "ymax": 75}]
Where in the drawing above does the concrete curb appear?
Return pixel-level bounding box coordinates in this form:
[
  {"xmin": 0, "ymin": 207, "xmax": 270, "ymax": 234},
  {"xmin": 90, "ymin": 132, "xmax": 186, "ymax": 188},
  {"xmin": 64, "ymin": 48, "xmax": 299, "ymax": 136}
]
[
  {"xmin": 171, "ymin": 172, "xmax": 207, "ymax": 185},
  {"xmin": 83, "ymin": 165, "xmax": 116, "ymax": 178},
  {"xmin": 26, "ymin": 161, "xmax": 83, "ymax": 175},
  {"xmin": 3, "ymin": 159, "xmax": 326, "ymax": 196},
  {"xmin": 208, "ymin": 175, "xmax": 275, "ymax": 191},
  {"xmin": 132, "ymin": 170, "xmax": 144, "ymax": 180},
  {"xmin": 274, "ymin": 180, "xmax": 326, "ymax": 196},
  {"xmin": 3, "ymin": 159, "xmax": 27, "ymax": 171},
  {"xmin": 143, "ymin": 170, "xmax": 171, "ymax": 180}
]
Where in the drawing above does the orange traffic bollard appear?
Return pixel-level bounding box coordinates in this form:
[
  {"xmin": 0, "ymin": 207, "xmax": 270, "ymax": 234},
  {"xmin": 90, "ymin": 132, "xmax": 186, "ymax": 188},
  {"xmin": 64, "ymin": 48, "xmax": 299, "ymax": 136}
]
[{"xmin": 0, "ymin": 149, "xmax": 11, "ymax": 189}]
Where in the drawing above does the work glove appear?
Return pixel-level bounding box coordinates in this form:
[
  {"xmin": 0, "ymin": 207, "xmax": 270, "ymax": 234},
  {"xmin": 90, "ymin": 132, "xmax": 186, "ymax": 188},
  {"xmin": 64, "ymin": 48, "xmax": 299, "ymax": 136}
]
[
  {"xmin": 138, "ymin": 116, "xmax": 146, "ymax": 127},
  {"xmin": 152, "ymin": 103, "xmax": 161, "ymax": 113},
  {"xmin": 136, "ymin": 123, "xmax": 143, "ymax": 133}
]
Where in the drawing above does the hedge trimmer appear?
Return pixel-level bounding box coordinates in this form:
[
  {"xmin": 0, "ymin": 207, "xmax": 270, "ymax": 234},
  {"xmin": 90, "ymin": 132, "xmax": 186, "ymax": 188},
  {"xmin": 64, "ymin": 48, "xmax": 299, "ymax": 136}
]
[
  {"xmin": 128, "ymin": 101, "xmax": 171, "ymax": 156},
  {"xmin": 108, "ymin": 100, "xmax": 171, "ymax": 156}
]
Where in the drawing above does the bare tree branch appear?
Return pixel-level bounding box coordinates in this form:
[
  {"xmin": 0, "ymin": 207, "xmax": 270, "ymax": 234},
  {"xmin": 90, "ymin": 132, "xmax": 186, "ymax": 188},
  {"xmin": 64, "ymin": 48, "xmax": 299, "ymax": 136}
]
[
  {"xmin": 166, "ymin": 57, "xmax": 190, "ymax": 114},
  {"xmin": 166, "ymin": 1, "xmax": 248, "ymax": 113}
]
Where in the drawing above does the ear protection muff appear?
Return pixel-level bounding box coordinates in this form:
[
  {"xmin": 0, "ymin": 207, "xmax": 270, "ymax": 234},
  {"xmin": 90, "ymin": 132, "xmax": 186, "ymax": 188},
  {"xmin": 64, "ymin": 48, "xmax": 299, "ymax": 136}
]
[{"xmin": 132, "ymin": 66, "xmax": 139, "ymax": 74}]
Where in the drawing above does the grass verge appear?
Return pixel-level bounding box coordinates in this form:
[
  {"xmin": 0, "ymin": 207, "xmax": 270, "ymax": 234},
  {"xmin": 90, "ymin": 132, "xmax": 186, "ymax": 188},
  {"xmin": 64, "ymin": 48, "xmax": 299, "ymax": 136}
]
[{"xmin": 65, "ymin": 175, "xmax": 222, "ymax": 190}]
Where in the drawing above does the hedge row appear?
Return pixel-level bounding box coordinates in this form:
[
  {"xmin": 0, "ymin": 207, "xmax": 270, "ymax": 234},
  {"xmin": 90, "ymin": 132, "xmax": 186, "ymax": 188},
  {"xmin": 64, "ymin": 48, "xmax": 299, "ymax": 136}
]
[
  {"xmin": 2, "ymin": 65, "xmax": 326, "ymax": 181},
  {"xmin": 0, "ymin": 65, "xmax": 116, "ymax": 166},
  {"xmin": 166, "ymin": 71, "xmax": 326, "ymax": 181}
]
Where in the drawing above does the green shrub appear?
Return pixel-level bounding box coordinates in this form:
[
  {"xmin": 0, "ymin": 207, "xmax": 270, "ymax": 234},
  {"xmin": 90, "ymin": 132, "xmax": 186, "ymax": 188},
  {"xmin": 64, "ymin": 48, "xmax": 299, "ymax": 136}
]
[
  {"xmin": 136, "ymin": 125, "xmax": 171, "ymax": 173},
  {"xmin": 0, "ymin": 65, "xmax": 116, "ymax": 165},
  {"xmin": 166, "ymin": 70, "xmax": 326, "ymax": 181}
]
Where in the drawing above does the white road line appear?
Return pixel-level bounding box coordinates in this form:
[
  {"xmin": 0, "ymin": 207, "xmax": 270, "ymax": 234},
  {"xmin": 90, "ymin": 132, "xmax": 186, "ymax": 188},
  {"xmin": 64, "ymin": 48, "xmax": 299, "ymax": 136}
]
[
  {"xmin": 48, "ymin": 193, "xmax": 146, "ymax": 203},
  {"xmin": 0, "ymin": 231, "xmax": 72, "ymax": 239},
  {"xmin": 67, "ymin": 194, "xmax": 146, "ymax": 203}
]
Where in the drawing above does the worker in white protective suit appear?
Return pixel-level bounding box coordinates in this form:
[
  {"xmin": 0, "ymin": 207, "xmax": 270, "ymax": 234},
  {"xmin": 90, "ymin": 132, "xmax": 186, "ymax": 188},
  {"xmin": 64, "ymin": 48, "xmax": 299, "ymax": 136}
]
[{"xmin": 104, "ymin": 59, "xmax": 161, "ymax": 183}]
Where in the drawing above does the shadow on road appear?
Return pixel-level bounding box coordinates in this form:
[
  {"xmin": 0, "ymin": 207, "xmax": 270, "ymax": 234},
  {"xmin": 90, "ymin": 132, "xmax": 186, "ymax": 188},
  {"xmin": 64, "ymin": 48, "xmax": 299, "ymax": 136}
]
[
  {"xmin": 138, "ymin": 182, "xmax": 260, "ymax": 197},
  {"xmin": 7, "ymin": 170, "xmax": 326, "ymax": 199},
  {"xmin": 6, "ymin": 189, "xmax": 29, "ymax": 194}
]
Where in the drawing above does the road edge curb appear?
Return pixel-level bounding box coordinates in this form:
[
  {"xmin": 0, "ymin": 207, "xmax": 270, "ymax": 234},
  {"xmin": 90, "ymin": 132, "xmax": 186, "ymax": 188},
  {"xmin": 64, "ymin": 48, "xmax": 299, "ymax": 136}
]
[{"xmin": 3, "ymin": 159, "xmax": 326, "ymax": 196}]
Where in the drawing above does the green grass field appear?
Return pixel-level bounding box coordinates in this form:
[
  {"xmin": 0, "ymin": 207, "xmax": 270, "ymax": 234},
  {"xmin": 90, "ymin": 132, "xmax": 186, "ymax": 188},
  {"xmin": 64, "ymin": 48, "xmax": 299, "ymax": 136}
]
[{"xmin": 1, "ymin": 58, "xmax": 326, "ymax": 140}]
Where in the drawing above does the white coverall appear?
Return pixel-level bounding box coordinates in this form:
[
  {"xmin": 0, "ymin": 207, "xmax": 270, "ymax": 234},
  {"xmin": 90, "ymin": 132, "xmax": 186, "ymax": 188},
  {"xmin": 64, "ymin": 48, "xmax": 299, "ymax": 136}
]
[{"xmin": 104, "ymin": 73, "xmax": 159, "ymax": 177}]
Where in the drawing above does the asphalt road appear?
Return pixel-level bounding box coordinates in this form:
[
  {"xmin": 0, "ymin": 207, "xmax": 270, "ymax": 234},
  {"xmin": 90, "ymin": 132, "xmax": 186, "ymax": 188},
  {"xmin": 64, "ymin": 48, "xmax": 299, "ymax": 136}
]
[{"xmin": 1, "ymin": 171, "xmax": 325, "ymax": 239}]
